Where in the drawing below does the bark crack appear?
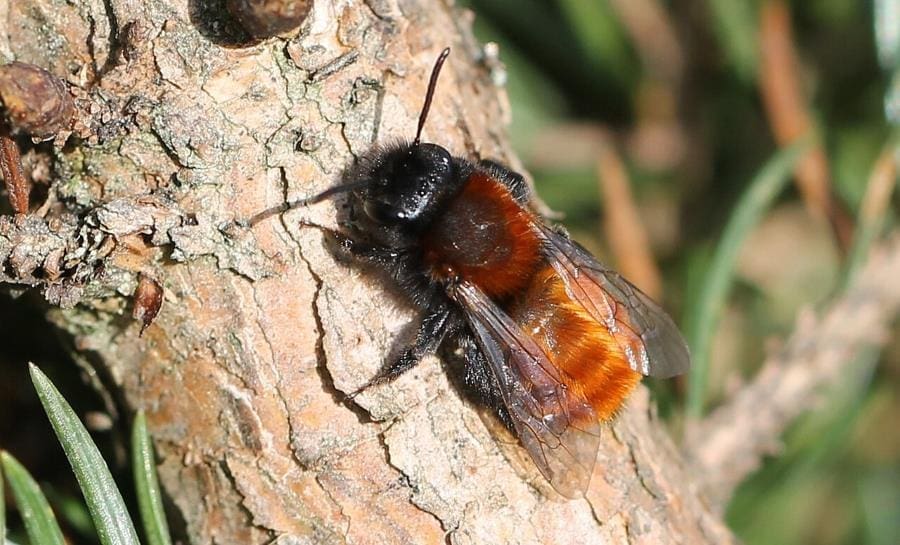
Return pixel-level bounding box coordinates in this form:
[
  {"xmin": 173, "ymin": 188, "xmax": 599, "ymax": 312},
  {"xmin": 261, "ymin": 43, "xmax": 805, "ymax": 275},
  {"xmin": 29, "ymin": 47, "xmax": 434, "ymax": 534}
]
[
  {"xmin": 218, "ymin": 457, "xmax": 274, "ymax": 540},
  {"xmin": 98, "ymin": 0, "xmax": 121, "ymax": 76},
  {"xmin": 315, "ymin": 473, "xmax": 353, "ymax": 540},
  {"xmin": 299, "ymin": 242, "xmax": 364, "ymax": 413},
  {"xmin": 374, "ymin": 423, "xmax": 453, "ymax": 534}
]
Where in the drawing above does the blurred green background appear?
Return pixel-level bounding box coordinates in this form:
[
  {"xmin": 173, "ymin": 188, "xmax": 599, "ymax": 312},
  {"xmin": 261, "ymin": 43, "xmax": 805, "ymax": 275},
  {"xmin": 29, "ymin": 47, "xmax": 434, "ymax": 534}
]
[{"xmin": 463, "ymin": 1, "xmax": 899, "ymax": 545}]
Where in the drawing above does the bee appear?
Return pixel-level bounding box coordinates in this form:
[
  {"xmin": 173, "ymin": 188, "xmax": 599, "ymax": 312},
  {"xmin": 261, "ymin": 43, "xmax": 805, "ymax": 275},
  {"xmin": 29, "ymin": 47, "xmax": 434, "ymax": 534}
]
[{"xmin": 249, "ymin": 48, "xmax": 690, "ymax": 497}]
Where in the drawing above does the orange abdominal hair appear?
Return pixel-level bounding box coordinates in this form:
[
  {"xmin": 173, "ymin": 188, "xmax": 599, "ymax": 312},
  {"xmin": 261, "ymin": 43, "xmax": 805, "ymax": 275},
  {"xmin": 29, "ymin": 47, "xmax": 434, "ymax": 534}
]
[{"xmin": 510, "ymin": 267, "xmax": 641, "ymax": 422}]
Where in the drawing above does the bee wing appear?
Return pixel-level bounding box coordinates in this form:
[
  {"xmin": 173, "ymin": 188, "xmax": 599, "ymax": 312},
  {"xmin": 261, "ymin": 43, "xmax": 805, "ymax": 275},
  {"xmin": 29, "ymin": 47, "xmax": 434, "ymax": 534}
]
[
  {"xmin": 452, "ymin": 281, "xmax": 601, "ymax": 498},
  {"xmin": 536, "ymin": 224, "xmax": 691, "ymax": 379}
]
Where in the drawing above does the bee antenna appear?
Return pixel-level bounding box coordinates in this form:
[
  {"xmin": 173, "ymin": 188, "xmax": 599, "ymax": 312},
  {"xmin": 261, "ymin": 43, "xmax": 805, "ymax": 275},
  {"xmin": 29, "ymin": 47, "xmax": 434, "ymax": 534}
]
[
  {"xmin": 243, "ymin": 179, "xmax": 370, "ymax": 227},
  {"xmin": 413, "ymin": 47, "xmax": 451, "ymax": 147}
]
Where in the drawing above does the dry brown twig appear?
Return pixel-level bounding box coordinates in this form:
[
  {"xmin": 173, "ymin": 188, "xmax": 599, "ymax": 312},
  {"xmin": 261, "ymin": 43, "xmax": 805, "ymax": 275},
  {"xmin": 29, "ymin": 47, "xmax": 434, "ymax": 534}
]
[
  {"xmin": 609, "ymin": 0, "xmax": 683, "ymax": 83},
  {"xmin": 596, "ymin": 135, "xmax": 663, "ymax": 300},
  {"xmin": 610, "ymin": 0, "xmax": 687, "ymax": 171},
  {"xmin": 0, "ymin": 124, "xmax": 28, "ymax": 216},
  {"xmin": 759, "ymin": 0, "xmax": 854, "ymax": 251},
  {"xmin": 689, "ymin": 8, "xmax": 900, "ymax": 509},
  {"xmin": 859, "ymin": 144, "xmax": 898, "ymax": 225},
  {"xmin": 0, "ymin": 61, "xmax": 75, "ymax": 217},
  {"xmin": 687, "ymin": 138, "xmax": 899, "ymax": 508}
]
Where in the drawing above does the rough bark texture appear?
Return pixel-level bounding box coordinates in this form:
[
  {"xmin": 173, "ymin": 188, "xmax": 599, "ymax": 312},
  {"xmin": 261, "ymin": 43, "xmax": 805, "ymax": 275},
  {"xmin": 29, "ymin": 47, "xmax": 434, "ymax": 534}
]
[{"xmin": 0, "ymin": 1, "xmax": 742, "ymax": 543}]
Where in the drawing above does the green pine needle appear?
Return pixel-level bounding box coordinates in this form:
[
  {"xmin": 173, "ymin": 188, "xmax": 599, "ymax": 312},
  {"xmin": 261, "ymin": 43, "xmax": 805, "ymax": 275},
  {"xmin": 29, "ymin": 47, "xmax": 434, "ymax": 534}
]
[
  {"xmin": 1, "ymin": 451, "xmax": 66, "ymax": 545},
  {"xmin": 29, "ymin": 363, "xmax": 141, "ymax": 545},
  {"xmin": 684, "ymin": 139, "xmax": 812, "ymax": 417},
  {"xmin": 132, "ymin": 411, "xmax": 173, "ymax": 545}
]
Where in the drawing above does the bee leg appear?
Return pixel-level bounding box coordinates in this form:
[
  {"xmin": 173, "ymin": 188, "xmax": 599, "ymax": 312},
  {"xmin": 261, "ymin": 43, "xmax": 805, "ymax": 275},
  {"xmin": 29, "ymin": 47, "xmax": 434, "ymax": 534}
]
[
  {"xmin": 348, "ymin": 306, "xmax": 459, "ymax": 397},
  {"xmin": 332, "ymin": 235, "xmax": 400, "ymax": 264},
  {"xmin": 299, "ymin": 221, "xmax": 401, "ymax": 264},
  {"xmin": 478, "ymin": 159, "xmax": 530, "ymax": 204},
  {"xmin": 376, "ymin": 306, "xmax": 458, "ymax": 382}
]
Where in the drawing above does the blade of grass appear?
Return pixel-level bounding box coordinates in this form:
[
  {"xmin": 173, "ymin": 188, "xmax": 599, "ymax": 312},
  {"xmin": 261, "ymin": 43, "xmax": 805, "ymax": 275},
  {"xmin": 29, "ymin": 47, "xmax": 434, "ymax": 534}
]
[
  {"xmin": 0, "ymin": 451, "xmax": 66, "ymax": 545},
  {"xmin": 684, "ymin": 139, "xmax": 811, "ymax": 418},
  {"xmin": 860, "ymin": 467, "xmax": 900, "ymax": 545},
  {"xmin": 557, "ymin": 0, "xmax": 634, "ymax": 89},
  {"xmin": 29, "ymin": 363, "xmax": 141, "ymax": 545},
  {"xmin": 886, "ymin": 71, "xmax": 900, "ymax": 125},
  {"xmin": 41, "ymin": 488, "xmax": 96, "ymax": 540},
  {"xmin": 132, "ymin": 411, "xmax": 172, "ymax": 545},
  {"xmin": 706, "ymin": 0, "xmax": 758, "ymax": 82}
]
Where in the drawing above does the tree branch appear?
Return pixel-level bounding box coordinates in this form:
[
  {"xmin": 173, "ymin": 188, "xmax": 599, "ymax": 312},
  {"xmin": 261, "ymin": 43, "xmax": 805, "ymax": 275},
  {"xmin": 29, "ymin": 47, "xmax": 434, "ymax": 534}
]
[{"xmin": 686, "ymin": 232, "xmax": 900, "ymax": 507}]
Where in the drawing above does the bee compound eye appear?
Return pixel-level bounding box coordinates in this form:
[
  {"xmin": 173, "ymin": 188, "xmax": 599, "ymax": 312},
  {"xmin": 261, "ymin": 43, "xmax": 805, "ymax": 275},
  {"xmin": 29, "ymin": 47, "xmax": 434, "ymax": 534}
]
[{"xmin": 364, "ymin": 199, "xmax": 401, "ymax": 224}]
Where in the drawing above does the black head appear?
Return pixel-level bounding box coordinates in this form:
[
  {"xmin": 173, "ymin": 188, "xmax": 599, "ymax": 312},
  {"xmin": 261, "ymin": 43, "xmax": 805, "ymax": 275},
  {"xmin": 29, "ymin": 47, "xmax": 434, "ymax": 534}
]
[
  {"xmin": 245, "ymin": 48, "xmax": 458, "ymax": 230},
  {"xmin": 355, "ymin": 141, "xmax": 457, "ymax": 227},
  {"xmin": 351, "ymin": 47, "xmax": 460, "ymax": 229}
]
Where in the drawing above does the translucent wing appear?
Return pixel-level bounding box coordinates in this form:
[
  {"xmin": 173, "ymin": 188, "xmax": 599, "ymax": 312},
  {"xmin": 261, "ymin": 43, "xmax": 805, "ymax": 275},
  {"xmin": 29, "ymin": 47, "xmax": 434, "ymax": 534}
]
[
  {"xmin": 536, "ymin": 224, "xmax": 691, "ymax": 378},
  {"xmin": 451, "ymin": 281, "xmax": 601, "ymax": 498}
]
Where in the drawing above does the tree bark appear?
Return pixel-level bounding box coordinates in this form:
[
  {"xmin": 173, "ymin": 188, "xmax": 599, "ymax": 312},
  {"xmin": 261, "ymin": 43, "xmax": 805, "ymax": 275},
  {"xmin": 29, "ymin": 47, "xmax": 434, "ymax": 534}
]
[{"xmin": 1, "ymin": 1, "xmax": 743, "ymax": 543}]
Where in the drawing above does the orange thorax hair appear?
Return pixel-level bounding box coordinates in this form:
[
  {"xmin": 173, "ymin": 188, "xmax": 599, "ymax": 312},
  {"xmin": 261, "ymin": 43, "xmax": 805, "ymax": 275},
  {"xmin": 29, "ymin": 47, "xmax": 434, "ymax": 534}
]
[{"xmin": 423, "ymin": 171, "xmax": 541, "ymax": 297}]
